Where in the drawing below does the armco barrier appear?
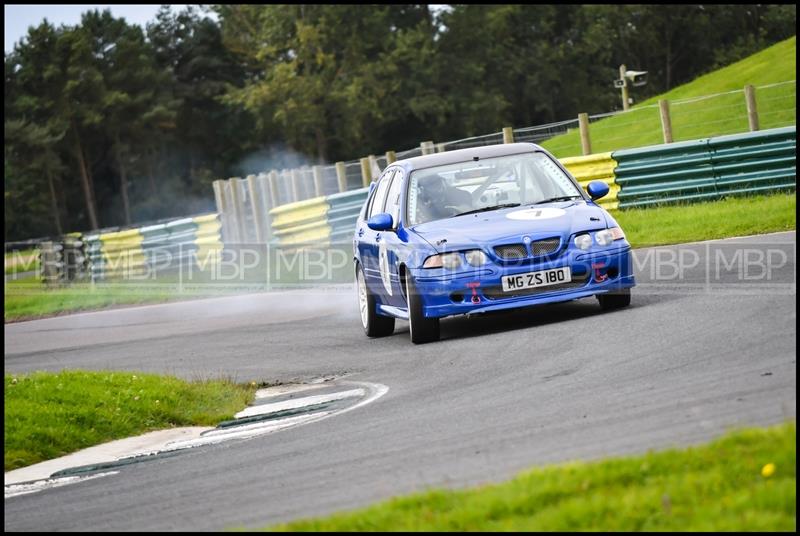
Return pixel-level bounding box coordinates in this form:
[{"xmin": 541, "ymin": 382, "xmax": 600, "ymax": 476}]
[
  {"xmin": 166, "ymin": 217, "xmax": 199, "ymax": 266},
  {"xmin": 708, "ymin": 127, "xmax": 796, "ymax": 197},
  {"xmin": 140, "ymin": 223, "xmax": 170, "ymax": 273},
  {"xmin": 327, "ymin": 188, "xmax": 369, "ymax": 244},
  {"xmin": 269, "ymin": 197, "xmax": 330, "ymax": 246},
  {"xmin": 560, "ymin": 152, "xmax": 619, "ymax": 210},
  {"xmin": 84, "ymin": 233, "xmax": 104, "ymax": 280},
  {"xmin": 100, "ymin": 229, "xmax": 146, "ymax": 278},
  {"xmin": 193, "ymin": 213, "xmax": 223, "ymax": 267},
  {"xmin": 614, "ymin": 126, "xmax": 795, "ymax": 208}
]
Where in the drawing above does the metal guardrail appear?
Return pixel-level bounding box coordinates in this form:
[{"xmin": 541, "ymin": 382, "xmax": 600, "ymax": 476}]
[
  {"xmin": 269, "ymin": 197, "xmax": 331, "ymax": 246},
  {"xmin": 560, "ymin": 152, "xmax": 619, "ymax": 210},
  {"xmin": 614, "ymin": 126, "xmax": 796, "ymax": 208},
  {"xmin": 327, "ymin": 188, "xmax": 369, "ymax": 244}
]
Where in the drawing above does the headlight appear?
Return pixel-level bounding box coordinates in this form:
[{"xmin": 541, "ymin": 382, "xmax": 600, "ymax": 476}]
[
  {"xmin": 574, "ymin": 234, "xmax": 592, "ymax": 250},
  {"xmin": 595, "ymin": 229, "xmax": 614, "ymax": 246},
  {"xmin": 464, "ymin": 250, "xmax": 488, "ymax": 267},
  {"xmin": 596, "ymin": 227, "xmax": 625, "ymax": 246},
  {"xmin": 423, "ymin": 252, "xmax": 462, "ymax": 269}
]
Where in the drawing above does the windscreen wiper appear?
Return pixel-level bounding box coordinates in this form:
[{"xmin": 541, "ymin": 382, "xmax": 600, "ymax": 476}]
[
  {"xmin": 532, "ymin": 195, "xmax": 582, "ymax": 205},
  {"xmin": 454, "ymin": 203, "xmax": 520, "ymax": 217}
]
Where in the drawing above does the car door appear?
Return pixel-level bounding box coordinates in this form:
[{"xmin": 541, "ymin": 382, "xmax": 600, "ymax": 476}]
[
  {"xmin": 357, "ymin": 169, "xmax": 395, "ymax": 300},
  {"xmin": 378, "ymin": 168, "xmax": 408, "ymax": 307}
]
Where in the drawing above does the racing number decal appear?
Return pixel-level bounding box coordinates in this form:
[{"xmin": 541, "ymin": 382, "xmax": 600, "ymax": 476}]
[
  {"xmin": 506, "ymin": 207, "xmax": 566, "ymax": 220},
  {"xmin": 378, "ymin": 242, "xmax": 393, "ymax": 296}
]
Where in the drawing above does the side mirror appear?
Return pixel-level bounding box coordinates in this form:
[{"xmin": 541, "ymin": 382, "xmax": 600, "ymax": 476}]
[
  {"xmin": 586, "ymin": 181, "xmax": 610, "ymax": 200},
  {"xmin": 367, "ymin": 213, "xmax": 394, "ymax": 231}
]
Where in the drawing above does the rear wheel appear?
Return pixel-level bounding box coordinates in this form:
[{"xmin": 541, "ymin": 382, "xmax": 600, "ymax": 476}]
[
  {"xmin": 357, "ymin": 266, "xmax": 395, "ymax": 337},
  {"xmin": 597, "ymin": 288, "xmax": 631, "ymax": 310},
  {"xmin": 405, "ymin": 275, "xmax": 440, "ymax": 344}
]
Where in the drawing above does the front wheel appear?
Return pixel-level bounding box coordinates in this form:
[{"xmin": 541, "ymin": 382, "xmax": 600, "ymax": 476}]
[
  {"xmin": 597, "ymin": 288, "xmax": 631, "ymax": 310},
  {"xmin": 405, "ymin": 275, "xmax": 440, "ymax": 344},
  {"xmin": 357, "ymin": 266, "xmax": 395, "ymax": 337}
]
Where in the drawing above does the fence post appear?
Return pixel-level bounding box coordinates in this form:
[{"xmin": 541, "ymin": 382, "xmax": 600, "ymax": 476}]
[
  {"xmin": 360, "ymin": 157, "xmax": 372, "ymax": 187},
  {"xmin": 290, "ymin": 169, "xmax": 301, "ymax": 202},
  {"xmin": 420, "ymin": 141, "xmax": 435, "ymax": 155},
  {"xmin": 385, "ymin": 151, "xmax": 397, "ymax": 164},
  {"xmin": 436, "ymin": 143, "xmax": 446, "ymax": 153},
  {"xmin": 312, "ymin": 165, "xmax": 325, "ymax": 197},
  {"xmin": 619, "ymin": 64, "xmax": 630, "ymax": 111},
  {"xmin": 659, "ymin": 99, "xmax": 673, "ymax": 143},
  {"xmin": 578, "ymin": 113, "xmax": 592, "ymax": 155},
  {"xmin": 335, "ymin": 161, "xmax": 347, "ymax": 192},
  {"xmin": 503, "ymin": 127, "xmax": 514, "ymax": 144},
  {"xmin": 368, "ymin": 154, "xmax": 380, "ymax": 176},
  {"xmin": 744, "ymin": 84, "xmax": 759, "ymax": 131},
  {"xmin": 268, "ymin": 171, "xmax": 280, "ymax": 207},
  {"xmin": 246, "ymin": 174, "xmax": 264, "ymax": 243}
]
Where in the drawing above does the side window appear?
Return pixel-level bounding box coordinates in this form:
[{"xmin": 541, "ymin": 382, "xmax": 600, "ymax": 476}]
[
  {"xmin": 367, "ymin": 169, "xmax": 395, "ymax": 218},
  {"xmin": 384, "ymin": 168, "xmax": 405, "ymax": 226}
]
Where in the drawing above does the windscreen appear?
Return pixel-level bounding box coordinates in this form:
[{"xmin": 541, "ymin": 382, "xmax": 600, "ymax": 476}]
[{"xmin": 406, "ymin": 152, "xmax": 583, "ymax": 226}]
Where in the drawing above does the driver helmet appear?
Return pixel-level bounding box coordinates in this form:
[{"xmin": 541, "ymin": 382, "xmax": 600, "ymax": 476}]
[{"xmin": 418, "ymin": 174, "xmax": 447, "ymax": 204}]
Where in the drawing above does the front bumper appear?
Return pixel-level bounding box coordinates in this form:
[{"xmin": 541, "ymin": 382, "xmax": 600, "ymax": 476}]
[{"xmin": 410, "ymin": 244, "xmax": 635, "ymax": 318}]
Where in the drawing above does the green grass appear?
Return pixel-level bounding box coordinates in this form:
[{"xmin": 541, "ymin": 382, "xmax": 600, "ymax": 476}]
[
  {"xmin": 258, "ymin": 422, "xmax": 796, "ymax": 531},
  {"xmin": 4, "ymin": 370, "xmax": 259, "ymax": 471},
  {"xmin": 612, "ymin": 193, "xmax": 796, "ymax": 248},
  {"xmin": 542, "ymin": 36, "xmax": 796, "ymax": 158},
  {"xmin": 5, "ymin": 248, "xmax": 39, "ymax": 275}
]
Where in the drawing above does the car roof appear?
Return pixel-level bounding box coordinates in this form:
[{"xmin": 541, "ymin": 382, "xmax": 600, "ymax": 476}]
[{"xmin": 393, "ymin": 142, "xmax": 545, "ymax": 172}]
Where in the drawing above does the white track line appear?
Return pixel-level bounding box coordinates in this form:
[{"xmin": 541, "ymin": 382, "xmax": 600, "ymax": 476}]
[
  {"xmin": 235, "ymin": 388, "xmax": 365, "ymax": 419},
  {"xmin": 5, "ymin": 472, "xmax": 119, "ymax": 499}
]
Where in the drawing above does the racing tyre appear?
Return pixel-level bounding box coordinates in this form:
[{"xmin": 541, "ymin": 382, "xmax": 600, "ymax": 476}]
[
  {"xmin": 357, "ymin": 266, "xmax": 395, "ymax": 337},
  {"xmin": 597, "ymin": 288, "xmax": 631, "ymax": 310},
  {"xmin": 405, "ymin": 275, "xmax": 440, "ymax": 344}
]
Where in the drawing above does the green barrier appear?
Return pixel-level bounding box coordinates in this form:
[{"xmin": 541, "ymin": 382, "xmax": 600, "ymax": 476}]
[
  {"xmin": 166, "ymin": 217, "xmax": 199, "ymax": 266},
  {"xmin": 269, "ymin": 197, "xmax": 330, "ymax": 246},
  {"xmin": 327, "ymin": 188, "xmax": 369, "ymax": 244},
  {"xmin": 708, "ymin": 127, "xmax": 796, "ymax": 197},
  {"xmin": 613, "ymin": 139, "xmax": 715, "ymax": 208},
  {"xmin": 560, "ymin": 153, "xmax": 619, "ymax": 210}
]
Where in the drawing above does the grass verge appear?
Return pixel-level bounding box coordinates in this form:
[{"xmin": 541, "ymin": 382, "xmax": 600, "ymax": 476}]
[
  {"xmin": 259, "ymin": 422, "xmax": 795, "ymax": 532},
  {"xmin": 4, "ymin": 370, "xmax": 258, "ymax": 471},
  {"xmin": 612, "ymin": 193, "xmax": 796, "ymax": 248}
]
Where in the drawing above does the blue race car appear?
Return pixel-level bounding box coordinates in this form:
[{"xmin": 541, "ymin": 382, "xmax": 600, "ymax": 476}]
[{"xmin": 354, "ymin": 142, "xmax": 635, "ymax": 344}]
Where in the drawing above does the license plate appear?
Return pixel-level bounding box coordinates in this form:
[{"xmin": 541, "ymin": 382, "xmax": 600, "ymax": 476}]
[{"xmin": 501, "ymin": 267, "xmax": 571, "ymax": 292}]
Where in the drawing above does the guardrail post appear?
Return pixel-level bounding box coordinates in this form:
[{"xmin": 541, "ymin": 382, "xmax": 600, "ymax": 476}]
[
  {"xmin": 659, "ymin": 99, "xmax": 673, "ymax": 143},
  {"xmin": 385, "ymin": 151, "xmax": 397, "ymax": 164},
  {"xmin": 335, "ymin": 161, "xmax": 347, "ymax": 192},
  {"xmin": 420, "ymin": 141, "xmax": 435, "ymax": 155},
  {"xmin": 360, "ymin": 157, "xmax": 372, "ymax": 187},
  {"xmin": 503, "ymin": 126, "xmax": 514, "ymax": 144},
  {"xmin": 246, "ymin": 174, "xmax": 264, "ymax": 243},
  {"xmin": 745, "ymin": 84, "xmax": 759, "ymax": 131},
  {"xmin": 312, "ymin": 165, "xmax": 325, "ymax": 197},
  {"xmin": 578, "ymin": 113, "xmax": 592, "ymax": 155}
]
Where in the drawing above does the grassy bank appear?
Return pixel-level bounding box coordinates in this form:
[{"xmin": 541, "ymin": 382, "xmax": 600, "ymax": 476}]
[
  {"xmin": 541, "ymin": 36, "xmax": 796, "ymax": 158},
  {"xmin": 4, "ymin": 370, "xmax": 258, "ymax": 471},
  {"xmin": 261, "ymin": 422, "xmax": 796, "ymax": 531}
]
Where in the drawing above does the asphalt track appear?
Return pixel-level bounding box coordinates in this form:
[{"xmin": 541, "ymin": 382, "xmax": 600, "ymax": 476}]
[{"xmin": 4, "ymin": 232, "xmax": 796, "ymax": 531}]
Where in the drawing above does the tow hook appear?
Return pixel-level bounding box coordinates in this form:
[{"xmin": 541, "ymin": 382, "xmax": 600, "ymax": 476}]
[{"xmin": 466, "ymin": 282, "xmax": 481, "ymax": 304}]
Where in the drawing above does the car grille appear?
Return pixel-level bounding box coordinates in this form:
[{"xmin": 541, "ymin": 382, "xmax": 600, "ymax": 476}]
[
  {"xmin": 531, "ymin": 237, "xmax": 560, "ymax": 256},
  {"xmin": 482, "ymin": 271, "xmax": 590, "ymax": 300},
  {"xmin": 494, "ymin": 244, "xmax": 527, "ymax": 259}
]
